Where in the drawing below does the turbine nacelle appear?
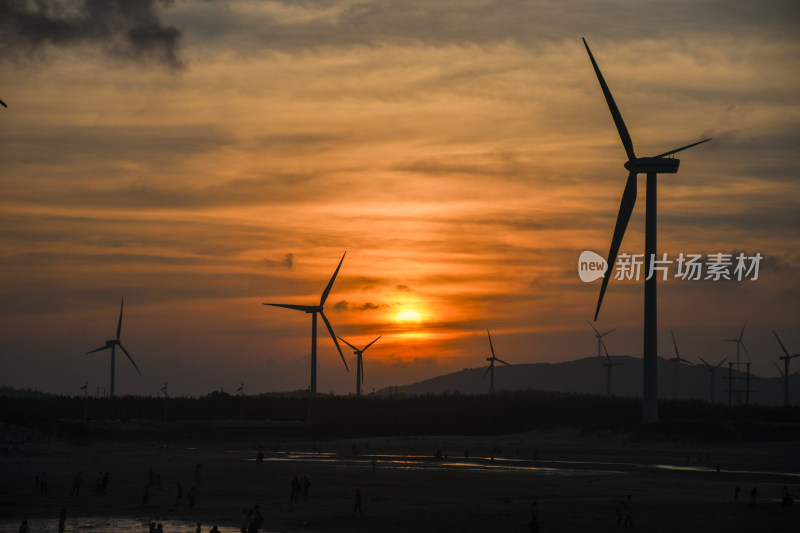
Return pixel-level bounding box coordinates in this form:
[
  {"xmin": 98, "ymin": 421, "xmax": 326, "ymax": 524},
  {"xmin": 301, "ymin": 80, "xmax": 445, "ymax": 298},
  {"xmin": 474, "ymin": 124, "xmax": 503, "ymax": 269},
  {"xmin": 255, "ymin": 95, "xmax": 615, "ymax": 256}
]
[{"xmin": 625, "ymin": 157, "xmax": 680, "ymax": 174}]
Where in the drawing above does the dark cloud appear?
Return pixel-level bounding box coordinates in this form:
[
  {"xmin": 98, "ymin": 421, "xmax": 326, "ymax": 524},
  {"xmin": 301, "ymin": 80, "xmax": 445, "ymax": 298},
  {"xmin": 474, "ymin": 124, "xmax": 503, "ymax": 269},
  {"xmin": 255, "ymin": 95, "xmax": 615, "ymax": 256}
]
[
  {"xmin": 0, "ymin": 0, "xmax": 185, "ymax": 71},
  {"xmin": 263, "ymin": 253, "xmax": 294, "ymax": 270},
  {"xmin": 332, "ymin": 300, "xmax": 386, "ymax": 312}
]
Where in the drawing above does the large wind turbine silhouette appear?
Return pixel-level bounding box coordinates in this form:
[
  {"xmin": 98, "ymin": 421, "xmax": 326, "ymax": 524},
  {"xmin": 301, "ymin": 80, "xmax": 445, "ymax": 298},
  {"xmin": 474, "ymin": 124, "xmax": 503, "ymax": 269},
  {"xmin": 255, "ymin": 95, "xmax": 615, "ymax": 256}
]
[
  {"xmin": 587, "ymin": 321, "xmax": 615, "ymax": 357},
  {"xmin": 482, "ymin": 331, "xmax": 512, "ymax": 394},
  {"xmin": 772, "ymin": 330, "xmax": 800, "ymax": 407},
  {"xmin": 698, "ymin": 356, "xmax": 727, "ymax": 404},
  {"xmin": 583, "ymin": 38, "xmax": 711, "ymax": 424},
  {"xmin": 338, "ymin": 335, "xmax": 381, "ymax": 397},
  {"xmin": 669, "ymin": 329, "xmax": 692, "ymax": 400},
  {"xmin": 264, "ymin": 253, "xmax": 348, "ymax": 398},
  {"xmin": 86, "ymin": 297, "xmax": 142, "ymax": 398}
]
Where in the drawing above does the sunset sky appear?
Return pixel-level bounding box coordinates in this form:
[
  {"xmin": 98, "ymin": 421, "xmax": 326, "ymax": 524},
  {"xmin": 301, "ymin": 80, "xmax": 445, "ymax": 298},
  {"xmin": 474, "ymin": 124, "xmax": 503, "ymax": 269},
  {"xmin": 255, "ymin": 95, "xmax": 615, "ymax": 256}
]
[{"xmin": 1, "ymin": 0, "xmax": 798, "ymax": 397}]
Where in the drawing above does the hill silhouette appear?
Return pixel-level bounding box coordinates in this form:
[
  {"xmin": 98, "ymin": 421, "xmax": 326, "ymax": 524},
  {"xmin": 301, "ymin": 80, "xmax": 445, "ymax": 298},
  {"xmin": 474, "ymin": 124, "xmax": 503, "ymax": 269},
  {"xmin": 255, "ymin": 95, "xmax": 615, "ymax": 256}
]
[{"xmin": 376, "ymin": 356, "xmax": 796, "ymax": 406}]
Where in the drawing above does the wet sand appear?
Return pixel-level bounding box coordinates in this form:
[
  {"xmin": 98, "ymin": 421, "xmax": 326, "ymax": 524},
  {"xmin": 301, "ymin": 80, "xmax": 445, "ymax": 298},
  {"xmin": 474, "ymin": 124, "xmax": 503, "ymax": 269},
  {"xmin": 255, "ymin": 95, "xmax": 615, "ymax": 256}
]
[{"xmin": 1, "ymin": 428, "xmax": 798, "ymax": 532}]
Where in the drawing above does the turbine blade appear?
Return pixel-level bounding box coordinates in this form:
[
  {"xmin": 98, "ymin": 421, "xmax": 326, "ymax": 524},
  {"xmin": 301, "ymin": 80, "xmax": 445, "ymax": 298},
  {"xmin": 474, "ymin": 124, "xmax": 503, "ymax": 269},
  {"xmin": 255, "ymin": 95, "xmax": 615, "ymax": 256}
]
[
  {"xmin": 118, "ymin": 343, "xmax": 142, "ymax": 377},
  {"xmin": 86, "ymin": 345, "xmax": 110, "ymax": 355},
  {"xmin": 481, "ymin": 365, "xmax": 491, "ymax": 380},
  {"xmin": 0, "ymin": 98, "xmax": 7, "ymax": 108},
  {"xmin": 772, "ymin": 360, "xmax": 785, "ymax": 377},
  {"xmin": 594, "ymin": 171, "xmax": 637, "ymax": 321},
  {"xmin": 738, "ymin": 320, "xmax": 747, "ymax": 341},
  {"xmin": 653, "ymin": 138, "xmax": 711, "ymax": 158},
  {"xmin": 487, "ymin": 330, "xmax": 496, "ymax": 358},
  {"xmin": 600, "ymin": 328, "xmax": 615, "ymax": 337},
  {"xmin": 497, "ymin": 358, "xmax": 513, "ymax": 367},
  {"xmin": 337, "ymin": 336, "xmax": 359, "ymax": 351},
  {"xmin": 698, "ymin": 356, "xmax": 711, "ymax": 368},
  {"xmin": 670, "ymin": 329, "xmax": 681, "ymax": 360},
  {"xmin": 116, "ymin": 297, "xmax": 124, "ymax": 340},
  {"xmin": 772, "ymin": 330, "xmax": 790, "ymax": 357},
  {"xmin": 715, "ymin": 357, "xmax": 729, "ymax": 369},
  {"xmin": 582, "ymin": 38, "xmax": 636, "ymax": 161},
  {"xmin": 320, "ymin": 310, "xmax": 348, "ymax": 371},
  {"xmin": 264, "ymin": 303, "xmax": 316, "ymax": 313},
  {"xmin": 362, "ymin": 335, "xmax": 382, "ymax": 352},
  {"xmin": 586, "ymin": 320, "xmax": 602, "ymax": 337},
  {"xmin": 320, "ymin": 252, "xmax": 346, "ymax": 306}
]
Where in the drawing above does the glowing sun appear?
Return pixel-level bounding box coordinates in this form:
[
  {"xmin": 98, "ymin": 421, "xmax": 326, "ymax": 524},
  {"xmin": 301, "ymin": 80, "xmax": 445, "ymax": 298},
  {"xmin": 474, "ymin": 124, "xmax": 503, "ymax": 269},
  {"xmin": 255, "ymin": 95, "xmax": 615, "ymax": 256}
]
[{"xmin": 396, "ymin": 309, "xmax": 422, "ymax": 323}]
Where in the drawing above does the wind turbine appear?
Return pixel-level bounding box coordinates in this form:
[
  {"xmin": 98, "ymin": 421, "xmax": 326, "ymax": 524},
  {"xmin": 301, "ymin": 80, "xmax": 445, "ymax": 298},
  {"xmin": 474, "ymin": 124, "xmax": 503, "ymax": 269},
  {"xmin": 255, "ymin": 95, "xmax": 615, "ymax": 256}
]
[
  {"xmin": 587, "ymin": 320, "xmax": 615, "ymax": 357},
  {"xmin": 264, "ymin": 253, "xmax": 348, "ymax": 398},
  {"xmin": 583, "ymin": 38, "xmax": 711, "ymax": 424},
  {"xmin": 698, "ymin": 356, "xmax": 728, "ymax": 404},
  {"xmin": 772, "ymin": 330, "xmax": 800, "ymax": 407},
  {"xmin": 86, "ymin": 297, "xmax": 142, "ymax": 398},
  {"xmin": 669, "ymin": 329, "xmax": 692, "ymax": 400},
  {"xmin": 724, "ymin": 321, "xmax": 750, "ymax": 367},
  {"xmin": 600, "ymin": 341, "xmax": 624, "ymax": 397},
  {"xmin": 338, "ymin": 335, "xmax": 382, "ymax": 397},
  {"xmin": 482, "ymin": 331, "xmax": 512, "ymax": 394},
  {"xmin": 724, "ymin": 321, "xmax": 751, "ymax": 404}
]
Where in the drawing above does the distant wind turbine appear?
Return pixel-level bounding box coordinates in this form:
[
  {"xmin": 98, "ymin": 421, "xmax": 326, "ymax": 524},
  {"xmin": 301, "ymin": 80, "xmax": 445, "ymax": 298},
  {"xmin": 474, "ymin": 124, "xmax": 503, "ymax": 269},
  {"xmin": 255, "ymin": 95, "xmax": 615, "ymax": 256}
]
[
  {"xmin": 669, "ymin": 329, "xmax": 692, "ymax": 400},
  {"xmin": 264, "ymin": 253, "xmax": 348, "ymax": 398},
  {"xmin": 600, "ymin": 341, "xmax": 624, "ymax": 397},
  {"xmin": 482, "ymin": 331, "xmax": 512, "ymax": 395},
  {"xmin": 86, "ymin": 297, "xmax": 142, "ymax": 399},
  {"xmin": 338, "ymin": 335, "xmax": 382, "ymax": 397},
  {"xmin": 772, "ymin": 330, "xmax": 800, "ymax": 407},
  {"xmin": 583, "ymin": 38, "xmax": 711, "ymax": 424},
  {"xmin": 698, "ymin": 356, "xmax": 728, "ymax": 404},
  {"xmin": 587, "ymin": 320, "xmax": 615, "ymax": 357},
  {"xmin": 724, "ymin": 321, "xmax": 750, "ymax": 404},
  {"xmin": 724, "ymin": 321, "xmax": 750, "ymax": 366}
]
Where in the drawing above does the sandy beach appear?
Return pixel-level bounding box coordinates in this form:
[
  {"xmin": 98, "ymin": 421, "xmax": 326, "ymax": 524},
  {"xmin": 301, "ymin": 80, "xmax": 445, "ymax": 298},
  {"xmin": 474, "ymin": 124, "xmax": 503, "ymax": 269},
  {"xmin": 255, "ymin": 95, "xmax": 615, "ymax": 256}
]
[{"xmin": 1, "ymin": 425, "xmax": 799, "ymax": 532}]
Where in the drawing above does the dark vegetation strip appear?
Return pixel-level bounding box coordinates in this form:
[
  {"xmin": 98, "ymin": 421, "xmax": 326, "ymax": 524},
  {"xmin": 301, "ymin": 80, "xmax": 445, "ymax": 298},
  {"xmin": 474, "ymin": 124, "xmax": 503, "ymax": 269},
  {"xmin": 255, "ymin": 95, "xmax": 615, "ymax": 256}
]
[{"xmin": 1, "ymin": 390, "xmax": 798, "ymax": 443}]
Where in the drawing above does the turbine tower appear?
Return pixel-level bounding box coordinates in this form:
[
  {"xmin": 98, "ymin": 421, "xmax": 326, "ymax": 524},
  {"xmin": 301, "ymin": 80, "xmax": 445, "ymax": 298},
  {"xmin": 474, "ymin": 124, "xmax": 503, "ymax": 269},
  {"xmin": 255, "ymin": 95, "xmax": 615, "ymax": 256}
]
[
  {"xmin": 338, "ymin": 335, "xmax": 382, "ymax": 397},
  {"xmin": 264, "ymin": 253, "xmax": 349, "ymax": 398},
  {"xmin": 583, "ymin": 38, "xmax": 711, "ymax": 424},
  {"xmin": 482, "ymin": 330, "xmax": 512, "ymax": 394},
  {"xmin": 772, "ymin": 330, "xmax": 800, "ymax": 406},
  {"xmin": 669, "ymin": 329, "xmax": 692, "ymax": 400},
  {"xmin": 86, "ymin": 297, "xmax": 142, "ymax": 398},
  {"xmin": 698, "ymin": 356, "xmax": 727, "ymax": 404},
  {"xmin": 587, "ymin": 320, "xmax": 615, "ymax": 357},
  {"xmin": 600, "ymin": 341, "xmax": 624, "ymax": 397}
]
